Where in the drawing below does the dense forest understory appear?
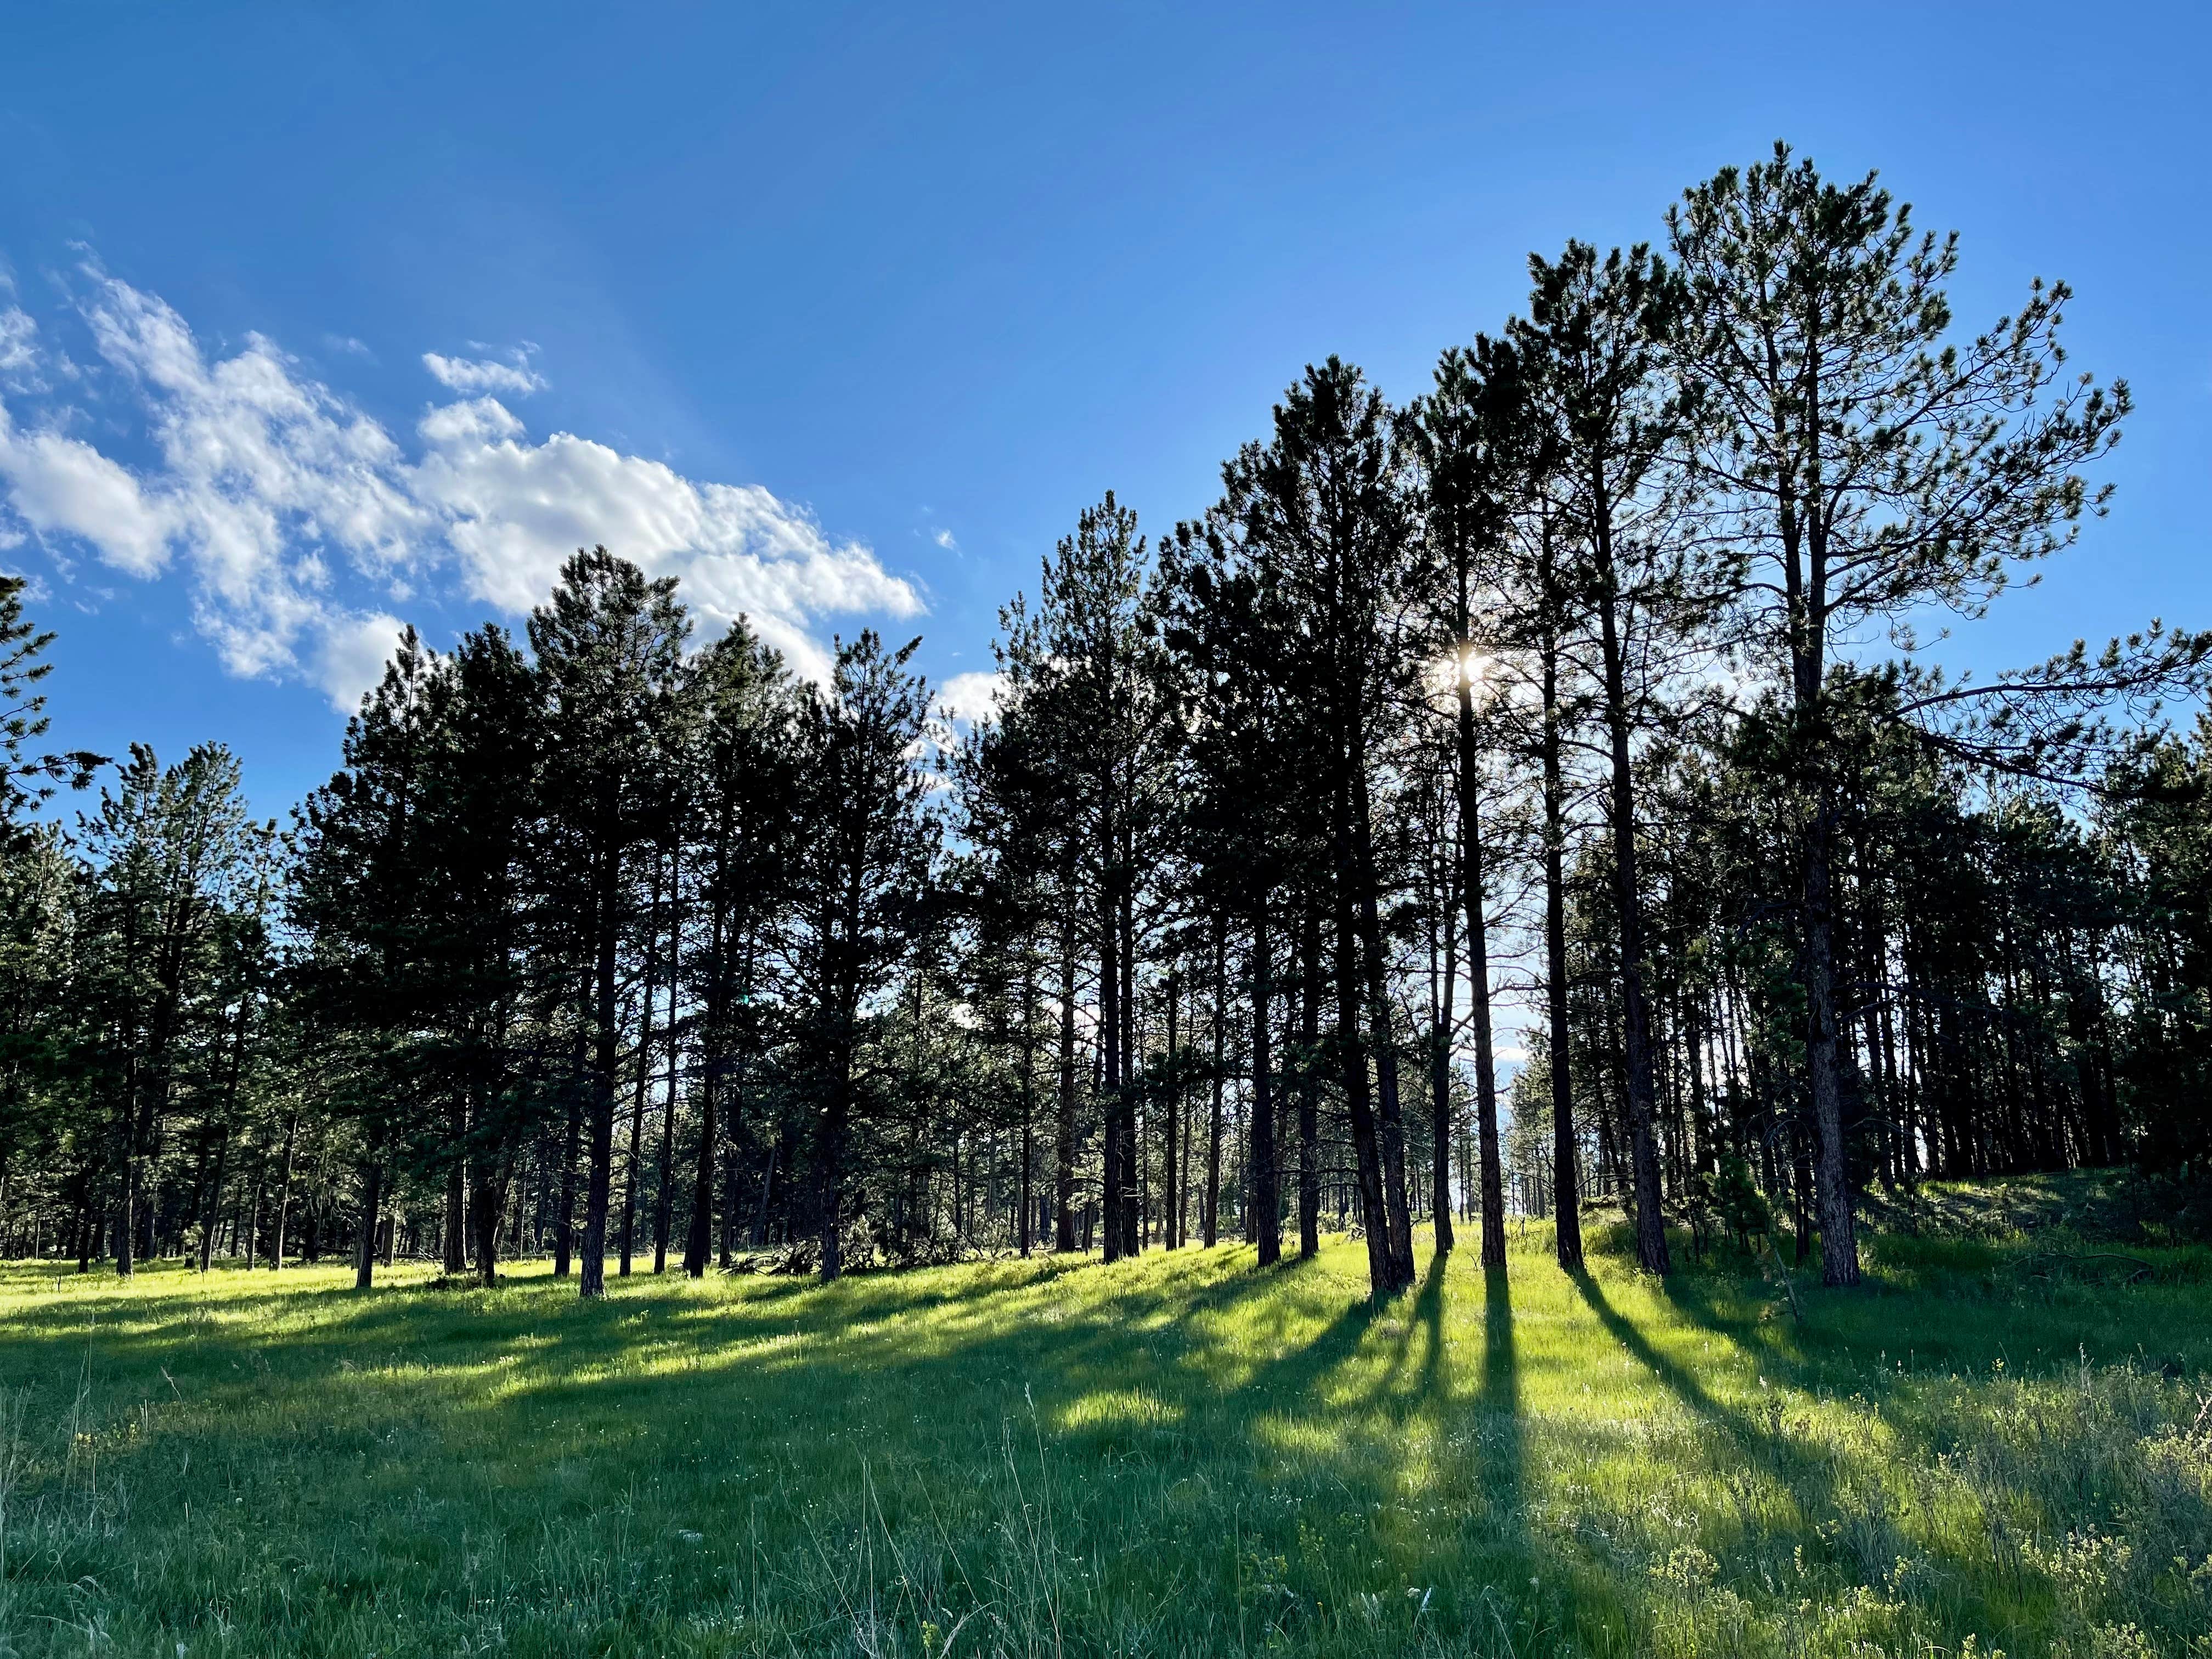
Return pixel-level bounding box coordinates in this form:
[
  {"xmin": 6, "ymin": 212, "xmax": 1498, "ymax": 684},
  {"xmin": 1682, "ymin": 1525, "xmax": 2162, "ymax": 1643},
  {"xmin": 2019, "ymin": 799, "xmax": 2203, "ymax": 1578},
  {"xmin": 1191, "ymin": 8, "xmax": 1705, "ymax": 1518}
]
[{"xmin": 3, "ymin": 1184, "xmax": 2211, "ymax": 1659}]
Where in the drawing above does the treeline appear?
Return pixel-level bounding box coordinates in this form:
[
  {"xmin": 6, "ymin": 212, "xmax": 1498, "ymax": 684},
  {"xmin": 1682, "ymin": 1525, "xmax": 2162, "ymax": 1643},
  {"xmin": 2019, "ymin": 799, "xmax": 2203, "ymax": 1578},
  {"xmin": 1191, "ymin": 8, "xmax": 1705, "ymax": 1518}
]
[{"xmin": 1, "ymin": 144, "xmax": 2205, "ymax": 1297}]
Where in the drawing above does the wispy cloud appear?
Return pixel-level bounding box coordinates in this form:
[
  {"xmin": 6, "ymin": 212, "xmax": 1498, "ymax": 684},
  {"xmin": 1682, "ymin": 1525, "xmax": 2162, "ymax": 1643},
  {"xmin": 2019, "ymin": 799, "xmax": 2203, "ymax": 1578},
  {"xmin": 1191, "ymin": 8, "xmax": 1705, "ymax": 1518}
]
[
  {"xmin": 422, "ymin": 346, "xmax": 546, "ymax": 398},
  {"xmin": 0, "ymin": 307, "xmax": 41, "ymax": 390},
  {"xmin": 932, "ymin": 526, "xmax": 957, "ymax": 551},
  {"xmin": 0, "ymin": 267, "xmax": 922, "ymax": 709}
]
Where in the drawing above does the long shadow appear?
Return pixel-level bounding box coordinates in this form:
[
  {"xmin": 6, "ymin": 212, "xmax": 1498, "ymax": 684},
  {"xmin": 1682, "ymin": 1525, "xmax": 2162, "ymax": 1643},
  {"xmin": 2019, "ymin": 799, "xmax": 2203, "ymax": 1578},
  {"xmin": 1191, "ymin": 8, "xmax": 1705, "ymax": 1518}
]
[
  {"xmin": 1228, "ymin": 1294, "xmax": 1381, "ymax": 1413},
  {"xmin": 0, "ymin": 1246, "xmax": 1245, "ymax": 1381},
  {"xmin": 1347, "ymin": 1255, "xmax": 1446, "ymax": 1417},
  {"xmin": 0, "ymin": 1244, "xmax": 1621, "ymax": 1657},
  {"xmin": 1565, "ymin": 1266, "xmax": 2015, "ymax": 1620},
  {"xmin": 1568, "ymin": 1267, "xmax": 1880, "ymax": 1555},
  {"xmin": 27, "ymin": 1240, "xmax": 2206, "ymax": 1657},
  {"xmin": 1656, "ymin": 1248, "xmax": 2212, "ymax": 1635},
  {"xmin": 1569, "ymin": 1268, "xmax": 1776, "ymax": 1457},
  {"xmin": 0, "ymin": 1244, "xmax": 1338, "ymax": 1465},
  {"xmin": 1479, "ymin": 1263, "xmax": 1521, "ymax": 1520},
  {"xmin": 1420, "ymin": 1255, "xmax": 1449, "ymax": 1401}
]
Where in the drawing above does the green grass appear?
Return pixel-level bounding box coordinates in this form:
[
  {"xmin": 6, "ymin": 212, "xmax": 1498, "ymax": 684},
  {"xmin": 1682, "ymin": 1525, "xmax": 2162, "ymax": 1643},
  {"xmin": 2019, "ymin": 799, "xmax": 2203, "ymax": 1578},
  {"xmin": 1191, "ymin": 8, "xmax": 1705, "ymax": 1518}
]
[{"xmin": 2, "ymin": 1201, "xmax": 2210, "ymax": 1657}]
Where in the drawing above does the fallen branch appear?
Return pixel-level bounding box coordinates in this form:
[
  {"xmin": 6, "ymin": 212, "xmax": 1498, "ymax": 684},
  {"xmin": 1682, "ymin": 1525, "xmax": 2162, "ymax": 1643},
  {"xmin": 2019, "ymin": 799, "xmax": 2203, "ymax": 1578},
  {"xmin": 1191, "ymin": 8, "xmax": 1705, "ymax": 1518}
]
[
  {"xmin": 1759, "ymin": 1239, "xmax": 1804, "ymax": 1322},
  {"xmin": 2015, "ymin": 1250, "xmax": 2154, "ymax": 1284}
]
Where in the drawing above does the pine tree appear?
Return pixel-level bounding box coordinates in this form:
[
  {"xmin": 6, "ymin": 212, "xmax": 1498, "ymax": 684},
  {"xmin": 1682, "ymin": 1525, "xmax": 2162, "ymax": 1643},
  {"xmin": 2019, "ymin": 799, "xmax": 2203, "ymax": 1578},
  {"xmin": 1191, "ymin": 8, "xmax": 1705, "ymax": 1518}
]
[
  {"xmin": 1406, "ymin": 332, "xmax": 1531, "ymax": 1268},
  {"xmin": 529, "ymin": 549, "xmax": 689, "ymax": 1299},
  {"xmin": 1511, "ymin": 242, "xmax": 1704, "ymax": 1276},
  {"xmin": 786, "ymin": 632, "xmax": 936, "ymax": 1281},
  {"xmin": 1670, "ymin": 144, "xmax": 2148, "ymax": 1284}
]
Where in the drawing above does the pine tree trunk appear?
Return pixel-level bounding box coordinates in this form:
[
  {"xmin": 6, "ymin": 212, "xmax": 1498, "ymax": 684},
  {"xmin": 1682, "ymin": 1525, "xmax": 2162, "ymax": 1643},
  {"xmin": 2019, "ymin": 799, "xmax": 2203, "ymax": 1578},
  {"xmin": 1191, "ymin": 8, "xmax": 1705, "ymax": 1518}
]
[
  {"xmin": 1594, "ymin": 573, "xmax": 1671, "ymax": 1276},
  {"xmin": 1054, "ymin": 904, "xmax": 1079, "ymax": 1251},
  {"xmin": 1159, "ymin": 970, "xmax": 1176, "ymax": 1250},
  {"xmin": 1429, "ymin": 847, "xmax": 1458, "ymax": 1255},
  {"xmin": 1250, "ymin": 902, "xmax": 1280, "ymax": 1266},
  {"xmin": 270, "ymin": 1111, "xmax": 298, "ymax": 1271},
  {"xmin": 1298, "ymin": 908, "xmax": 1321, "ymax": 1260},
  {"xmin": 622, "ymin": 873, "xmax": 660, "ymax": 1278},
  {"xmin": 579, "ymin": 844, "xmax": 622, "ymax": 1299},
  {"xmin": 555, "ymin": 1021, "xmax": 582, "ymax": 1278},
  {"xmin": 198, "ymin": 1128, "xmax": 229, "ymax": 1274},
  {"xmin": 1542, "ymin": 614, "xmax": 1584, "ymax": 1274},
  {"xmin": 1457, "ymin": 690, "xmax": 1509, "ymax": 1269},
  {"xmin": 652, "ymin": 1042, "xmax": 677, "ymax": 1273},
  {"xmin": 1020, "ymin": 952, "xmax": 1039, "ymax": 1256},
  {"xmin": 1100, "ymin": 884, "xmax": 1123, "ymax": 1262},
  {"xmin": 1116, "ymin": 881, "xmax": 1140, "ymax": 1257},
  {"xmin": 1348, "ymin": 755, "xmax": 1416, "ymax": 1292},
  {"xmin": 443, "ymin": 1136, "xmax": 467, "ymax": 1275},
  {"xmin": 819, "ymin": 1056, "xmax": 848, "ymax": 1282},
  {"xmin": 653, "ymin": 850, "xmax": 684, "ymax": 1273},
  {"xmin": 354, "ymin": 1160, "xmax": 383, "ymax": 1290},
  {"xmin": 683, "ymin": 1046, "xmax": 719, "ymax": 1279},
  {"xmin": 473, "ymin": 1160, "xmax": 503, "ymax": 1287},
  {"xmin": 1331, "ymin": 761, "xmax": 1397, "ymax": 1296},
  {"xmin": 1802, "ymin": 810, "xmax": 1860, "ymax": 1284},
  {"xmin": 114, "ymin": 1084, "xmax": 136, "ymax": 1279},
  {"xmin": 1205, "ymin": 913, "xmax": 1226, "ymax": 1248}
]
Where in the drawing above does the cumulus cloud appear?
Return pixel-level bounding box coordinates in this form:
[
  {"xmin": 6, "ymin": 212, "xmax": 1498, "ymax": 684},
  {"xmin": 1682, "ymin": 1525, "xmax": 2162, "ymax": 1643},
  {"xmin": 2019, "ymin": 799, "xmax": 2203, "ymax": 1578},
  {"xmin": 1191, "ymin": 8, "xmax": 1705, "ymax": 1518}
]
[
  {"xmin": 0, "ymin": 402, "xmax": 172, "ymax": 576},
  {"xmin": 411, "ymin": 400, "xmax": 917, "ymax": 681},
  {"xmin": 422, "ymin": 348, "xmax": 546, "ymax": 398},
  {"xmin": 0, "ymin": 268, "xmax": 921, "ymax": 708},
  {"xmin": 317, "ymin": 609, "xmax": 409, "ymax": 711},
  {"xmin": 934, "ymin": 669, "xmax": 1005, "ymax": 724}
]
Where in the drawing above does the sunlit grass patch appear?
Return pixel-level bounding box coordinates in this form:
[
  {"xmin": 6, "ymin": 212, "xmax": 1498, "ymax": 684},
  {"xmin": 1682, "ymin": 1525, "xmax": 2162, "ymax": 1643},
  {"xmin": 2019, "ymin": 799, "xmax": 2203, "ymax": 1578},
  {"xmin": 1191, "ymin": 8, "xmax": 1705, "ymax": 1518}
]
[{"xmin": 1, "ymin": 1210, "xmax": 2210, "ymax": 1656}]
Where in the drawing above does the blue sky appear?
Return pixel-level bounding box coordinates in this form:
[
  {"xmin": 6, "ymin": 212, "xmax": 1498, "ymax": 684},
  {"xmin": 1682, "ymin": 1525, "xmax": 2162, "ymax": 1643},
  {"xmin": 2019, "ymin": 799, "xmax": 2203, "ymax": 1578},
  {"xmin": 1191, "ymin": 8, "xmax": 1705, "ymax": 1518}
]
[{"xmin": 2, "ymin": 2, "xmax": 2207, "ymax": 818}]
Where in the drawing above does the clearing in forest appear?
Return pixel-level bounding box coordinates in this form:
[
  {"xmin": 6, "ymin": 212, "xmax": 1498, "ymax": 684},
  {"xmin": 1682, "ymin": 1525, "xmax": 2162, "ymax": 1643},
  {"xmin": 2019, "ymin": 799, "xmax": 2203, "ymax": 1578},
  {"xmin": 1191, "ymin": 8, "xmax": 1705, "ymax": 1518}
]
[{"xmin": 2, "ymin": 1203, "xmax": 2210, "ymax": 1658}]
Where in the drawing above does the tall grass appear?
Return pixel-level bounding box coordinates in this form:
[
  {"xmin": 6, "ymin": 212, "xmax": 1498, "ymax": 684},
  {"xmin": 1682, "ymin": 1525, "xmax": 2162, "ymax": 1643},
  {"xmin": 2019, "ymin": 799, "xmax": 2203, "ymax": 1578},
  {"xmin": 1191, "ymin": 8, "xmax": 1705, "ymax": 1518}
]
[{"xmin": 0, "ymin": 1210, "xmax": 2207, "ymax": 1657}]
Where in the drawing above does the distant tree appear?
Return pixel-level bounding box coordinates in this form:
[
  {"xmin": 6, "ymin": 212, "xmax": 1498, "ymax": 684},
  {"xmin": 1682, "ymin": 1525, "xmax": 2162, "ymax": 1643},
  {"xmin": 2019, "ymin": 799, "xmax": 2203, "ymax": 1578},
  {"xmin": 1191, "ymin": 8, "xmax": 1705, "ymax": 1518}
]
[
  {"xmin": 682, "ymin": 622, "xmax": 798, "ymax": 1277},
  {"xmin": 1161, "ymin": 497, "xmax": 1327, "ymax": 1268},
  {"xmin": 1406, "ymin": 331, "xmax": 1531, "ymax": 1268},
  {"xmin": 0, "ymin": 575, "xmax": 102, "ymax": 829},
  {"xmin": 529, "ymin": 549, "xmax": 689, "ymax": 1299},
  {"xmin": 785, "ymin": 632, "xmax": 936, "ymax": 1281},
  {"xmin": 294, "ymin": 633, "xmax": 446, "ymax": 1289},
  {"xmin": 429, "ymin": 626, "xmax": 541, "ymax": 1286},
  {"xmin": 0, "ymin": 579, "xmax": 99, "ymax": 1250},
  {"xmin": 1210, "ymin": 358, "xmax": 1419, "ymax": 1296},
  {"xmin": 77, "ymin": 744, "xmax": 260, "ymax": 1276}
]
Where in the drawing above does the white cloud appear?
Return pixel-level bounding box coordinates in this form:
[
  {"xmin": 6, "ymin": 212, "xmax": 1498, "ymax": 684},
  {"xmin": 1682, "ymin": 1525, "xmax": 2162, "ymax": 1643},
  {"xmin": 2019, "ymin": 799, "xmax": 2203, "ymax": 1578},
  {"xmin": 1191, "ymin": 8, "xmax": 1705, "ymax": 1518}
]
[
  {"xmin": 422, "ymin": 348, "xmax": 546, "ymax": 398},
  {"xmin": 317, "ymin": 610, "xmax": 408, "ymax": 713},
  {"xmin": 410, "ymin": 402, "xmax": 919, "ymax": 685},
  {"xmin": 932, "ymin": 527, "xmax": 957, "ymax": 550},
  {"xmin": 935, "ymin": 669, "xmax": 1005, "ymax": 724},
  {"xmin": 0, "ymin": 268, "xmax": 922, "ymax": 708},
  {"xmin": 0, "ymin": 307, "xmax": 41, "ymax": 390},
  {"xmin": 0, "ymin": 402, "xmax": 173, "ymax": 576}
]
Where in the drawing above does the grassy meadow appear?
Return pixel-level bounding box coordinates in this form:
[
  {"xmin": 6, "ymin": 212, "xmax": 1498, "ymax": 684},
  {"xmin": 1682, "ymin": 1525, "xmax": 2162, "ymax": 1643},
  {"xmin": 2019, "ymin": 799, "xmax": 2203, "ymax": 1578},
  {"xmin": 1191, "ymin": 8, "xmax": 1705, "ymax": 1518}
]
[{"xmin": 2, "ymin": 1193, "xmax": 2211, "ymax": 1657}]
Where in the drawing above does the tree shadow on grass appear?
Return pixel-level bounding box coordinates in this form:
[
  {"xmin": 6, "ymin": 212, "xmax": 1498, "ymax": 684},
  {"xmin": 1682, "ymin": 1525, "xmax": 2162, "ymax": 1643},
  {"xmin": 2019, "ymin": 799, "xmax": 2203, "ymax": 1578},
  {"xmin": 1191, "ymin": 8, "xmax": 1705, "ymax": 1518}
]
[
  {"xmin": 1654, "ymin": 1251, "xmax": 2212, "ymax": 1642},
  {"xmin": 1571, "ymin": 1269, "xmax": 1743, "ymax": 1428},
  {"xmin": 0, "ymin": 1246, "xmax": 1607, "ymax": 1657},
  {"xmin": 1576, "ymin": 1260, "xmax": 2106, "ymax": 1649},
  {"xmin": 1479, "ymin": 1263, "xmax": 1520, "ymax": 1516}
]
